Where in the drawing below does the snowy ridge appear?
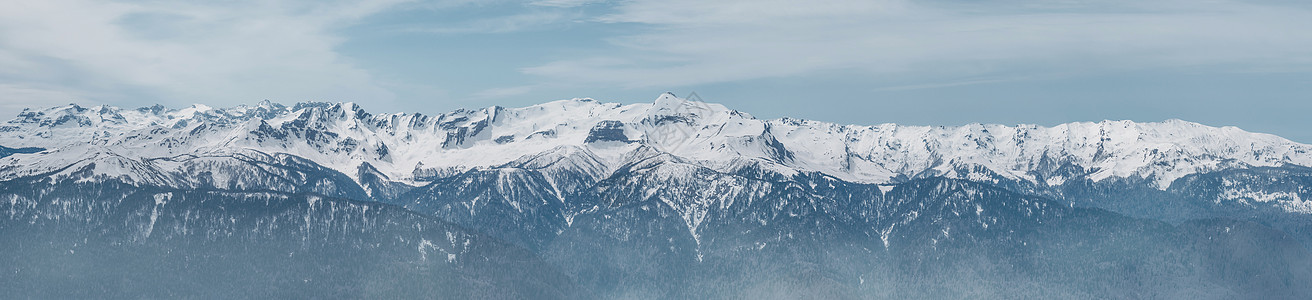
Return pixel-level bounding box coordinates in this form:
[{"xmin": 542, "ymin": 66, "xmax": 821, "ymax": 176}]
[{"xmin": 2, "ymin": 93, "xmax": 1311, "ymax": 193}]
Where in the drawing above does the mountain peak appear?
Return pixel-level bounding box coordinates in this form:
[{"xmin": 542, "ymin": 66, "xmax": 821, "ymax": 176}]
[
  {"xmin": 646, "ymin": 92, "xmax": 737, "ymax": 120},
  {"xmin": 2, "ymin": 97, "xmax": 1310, "ymax": 191},
  {"xmin": 651, "ymin": 92, "xmax": 687, "ymax": 110}
]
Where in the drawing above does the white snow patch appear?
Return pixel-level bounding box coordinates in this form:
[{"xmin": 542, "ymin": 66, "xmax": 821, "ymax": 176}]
[{"xmin": 3, "ymin": 95, "xmax": 1312, "ymax": 204}]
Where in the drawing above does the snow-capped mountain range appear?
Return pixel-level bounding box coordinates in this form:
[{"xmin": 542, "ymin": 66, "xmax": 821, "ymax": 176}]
[
  {"xmin": 2, "ymin": 93, "xmax": 1309, "ymax": 202},
  {"xmin": 6, "ymin": 93, "xmax": 1312, "ymax": 298}
]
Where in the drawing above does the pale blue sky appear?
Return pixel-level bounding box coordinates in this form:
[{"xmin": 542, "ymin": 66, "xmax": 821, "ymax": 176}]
[{"xmin": 1, "ymin": 0, "xmax": 1310, "ymax": 141}]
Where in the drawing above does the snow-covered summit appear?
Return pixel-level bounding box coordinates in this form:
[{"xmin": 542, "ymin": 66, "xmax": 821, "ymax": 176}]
[{"xmin": 2, "ymin": 94, "xmax": 1310, "ymax": 189}]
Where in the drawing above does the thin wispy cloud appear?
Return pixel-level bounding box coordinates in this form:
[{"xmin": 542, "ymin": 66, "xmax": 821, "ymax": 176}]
[
  {"xmin": 0, "ymin": 0, "xmax": 418, "ymax": 115},
  {"xmin": 1, "ymin": 0, "xmax": 1309, "ymax": 141},
  {"xmin": 401, "ymin": 10, "xmax": 582, "ymax": 34},
  {"xmin": 529, "ymin": 0, "xmax": 607, "ymax": 8},
  {"xmin": 520, "ymin": 0, "xmax": 1312, "ymax": 88}
]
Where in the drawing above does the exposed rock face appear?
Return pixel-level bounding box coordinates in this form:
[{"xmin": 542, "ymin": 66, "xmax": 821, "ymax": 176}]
[{"xmin": 3, "ymin": 95, "xmax": 1312, "ymax": 298}]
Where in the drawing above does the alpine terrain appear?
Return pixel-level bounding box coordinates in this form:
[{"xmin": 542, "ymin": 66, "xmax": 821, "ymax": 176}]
[{"xmin": 2, "ymin": 93, "xmax": 1311, "ymax": 298}]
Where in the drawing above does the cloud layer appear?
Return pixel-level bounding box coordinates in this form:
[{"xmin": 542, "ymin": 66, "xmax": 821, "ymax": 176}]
[
  {"xmin": 0, "ymin": 0, "xmax": 411, "ymax": 114},
  {"xmin": 522, "ymin": 0, "xmax": 1312, "ymax": 88},
  {"xmin": 1, "ymin": 0, "xmax": 1308, "ymax": 142}
]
